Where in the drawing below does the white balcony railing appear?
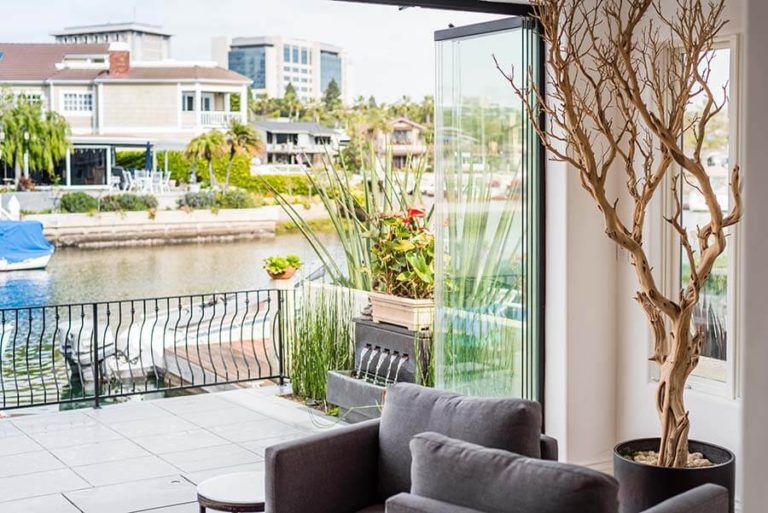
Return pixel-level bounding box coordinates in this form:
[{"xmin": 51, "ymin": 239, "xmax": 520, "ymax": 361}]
[
  {"xmin": 266, "ymin": 143, "xmax": 333, "ymax": 154},
  {"xmin": 200, "ymin": 111, "xmax": 243, "ymax": 128}
]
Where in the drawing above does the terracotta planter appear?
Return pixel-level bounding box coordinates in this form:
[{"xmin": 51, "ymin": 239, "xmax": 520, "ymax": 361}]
[
  {"xmin": 267, "ymin": 267, "xmax": 297, "ymax": 280},
  {"xmin": 369, "ymin": 292, "xmax": 434, "ymax": 331}
]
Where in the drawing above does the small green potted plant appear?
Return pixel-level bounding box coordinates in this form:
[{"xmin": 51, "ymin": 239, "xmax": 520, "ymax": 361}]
[
  {"xmin": 264, "ymin": 254, "xmax": 302, "ymax": 280},
  {"xmin": 369, "ymin": 206, "xmax": 434, "ymax": 331}
]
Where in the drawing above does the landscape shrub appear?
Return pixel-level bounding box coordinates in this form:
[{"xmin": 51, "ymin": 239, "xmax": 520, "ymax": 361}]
[
  {"xmin": 60, "ymin": 192, "xmax": 98, "ymax": 213},
  {"xmin": 115, "ymin": 150, "xmax": 314, "ymax": 195},
  {"xmin": 100, "ymin": 194, "xmax": 158, "ymax": 212},
  {"xmin": 177, "ymin": 189, "xmax": 255, "ymax": 210},
  {"xmin": 216, "ymin": 189, "xmax": 254, "ymax": 209},
  {"xmin": 177, "ymin": 191, "xmax": 215, "ymax": 209}
]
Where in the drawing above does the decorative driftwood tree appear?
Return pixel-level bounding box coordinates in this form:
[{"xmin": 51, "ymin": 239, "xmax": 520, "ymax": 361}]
[{"xmin": 498, "ymin": 0, "xmax": 742, "ymax": 468}]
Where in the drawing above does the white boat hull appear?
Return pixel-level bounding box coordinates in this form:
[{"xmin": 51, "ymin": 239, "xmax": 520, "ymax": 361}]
[{"xmin": 0, "ymin": 254, "xmax": 52, "ymax": 272}]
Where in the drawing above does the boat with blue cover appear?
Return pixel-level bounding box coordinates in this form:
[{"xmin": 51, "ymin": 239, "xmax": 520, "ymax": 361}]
[{"xmin": 0, "ymin": 221, "xmax": 55, "ymax": 272}]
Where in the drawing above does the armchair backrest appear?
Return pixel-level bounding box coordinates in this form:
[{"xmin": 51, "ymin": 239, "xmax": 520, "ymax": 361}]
[{"xmin": 377, "ymin": 383, "xmax": 545, "ymax": 501}]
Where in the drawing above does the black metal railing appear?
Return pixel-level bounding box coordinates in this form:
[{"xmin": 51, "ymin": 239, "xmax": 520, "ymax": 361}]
[{"xmin": 0, "ymin": 288, "xmax": 294, "ymax": 411}]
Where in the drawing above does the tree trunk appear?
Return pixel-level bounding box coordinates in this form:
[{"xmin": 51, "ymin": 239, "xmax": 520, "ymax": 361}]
[
  {"xmin": 208, "ymin": 161, "xmax": 218, "ymax": 190},
  {"xmin": 224, "ymin": 157, "xmax": 233, "ymax": 191},
  {"xmin": 656, "ymin": 308, "xmax": 697, "ymax": 468}
]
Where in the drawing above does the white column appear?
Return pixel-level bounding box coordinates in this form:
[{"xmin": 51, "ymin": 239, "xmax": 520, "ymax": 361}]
[
  {"xmin": 224, "ymin": 93, "xmax": 231, "ymax": 113},
  {"xmin": 65, "ymin": 151, "xmax": 71, "ymax": 187},
  {"xmin": 176, "ymin": 84, "xmax": 182, "ymax": 129},
  {"xmin": 741, "ymin": 0, "xmax": 768, "ymax": 510},
  {"xmin": 194, "ymin": 85, "xmax": 202, "ymax": 130},
  {"xmin": 96, "ymin": 83, "xmax": 104, "ymax": 134},
  {"xmin": 240, "ymin": 85, "xmax": 248, "ymax": 123}
]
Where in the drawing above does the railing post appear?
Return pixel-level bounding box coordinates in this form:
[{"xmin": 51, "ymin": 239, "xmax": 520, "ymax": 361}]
[
  {"xmin": 92, "ymin": 303, "xmax": 100, "ymax": 409},
  {"xmin": 277, "ymin": 290, "xmax": 286, "ymax": 386}
]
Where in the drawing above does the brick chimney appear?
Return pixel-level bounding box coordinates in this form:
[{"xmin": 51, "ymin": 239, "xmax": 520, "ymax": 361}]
[{"xmin": 108, "ymin": 42, "xmax": 131, "ymax": 77}]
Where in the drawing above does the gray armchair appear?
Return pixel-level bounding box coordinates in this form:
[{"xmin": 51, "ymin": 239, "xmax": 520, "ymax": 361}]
[
  {"xmin": 265, "ymin": 383, "xmax": 555, "ymax": 513},
  {"xmin": 385, "ymin": 431, "xmax": 728, "ymax": 513}
]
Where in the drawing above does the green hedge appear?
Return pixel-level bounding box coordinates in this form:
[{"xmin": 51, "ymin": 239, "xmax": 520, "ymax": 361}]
[
  {"xmin": 115, "ymin": 150, "xmax": 314, "ymax": 195},
  {"xmin": 60, "ymin": 192, "xmax": 98, "ymax": 213},
  {"xmin": 177, "ymin": 189, "xmax": 255, "ymax": 210},
  {"xmin": 100, "ymin": 194, "xmax": 158, "ymax": 212}
]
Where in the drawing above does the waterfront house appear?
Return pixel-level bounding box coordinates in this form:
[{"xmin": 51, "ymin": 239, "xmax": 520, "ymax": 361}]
[
  {"xmin": 253, "ymin": 119, "xmax": 347, "ymax": 167},
  {"xmin": 0, "ymin": 41, "xmax": 250, "ymax": 187},
  {"xmin": 369, "ymin": 116, "xmax": 429, "ymax": 170}
]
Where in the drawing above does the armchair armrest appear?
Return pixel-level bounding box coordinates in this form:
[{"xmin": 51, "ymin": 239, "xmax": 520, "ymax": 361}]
[
  {"xmin": 386, "ymin": 493, "xmax": 486, "ymax": 513},
  {"xmin": 540, "ymin": 434, "xmax": 558, "ymax": 461},
  {"xmin": 265, "ymin": 419, "xmax": 380, "ymax": 513},
  {"xmin": 643, "ymin": 484, "xmax": 729, "ymax": 513}
]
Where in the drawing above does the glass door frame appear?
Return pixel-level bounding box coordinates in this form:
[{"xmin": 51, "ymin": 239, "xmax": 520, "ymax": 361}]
[{"xmin": 334, "ymin": 0, "xmax": 546, "ymax": 412}]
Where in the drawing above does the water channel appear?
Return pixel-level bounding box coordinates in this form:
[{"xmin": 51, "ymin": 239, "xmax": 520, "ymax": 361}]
[{"xmin": 0, "ymin": 234, "xmax": 339, "ymax": 309}]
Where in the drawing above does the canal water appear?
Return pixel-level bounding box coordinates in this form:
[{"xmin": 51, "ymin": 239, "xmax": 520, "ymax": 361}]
[{"xmin": 0, "ymin": 234, "xmax": 340, "ymax": 308}]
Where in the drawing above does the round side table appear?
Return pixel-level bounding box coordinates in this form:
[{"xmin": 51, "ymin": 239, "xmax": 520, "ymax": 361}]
[{"xmin": 197, "ymin": 471, "xmax": 265, "ymax": 513}]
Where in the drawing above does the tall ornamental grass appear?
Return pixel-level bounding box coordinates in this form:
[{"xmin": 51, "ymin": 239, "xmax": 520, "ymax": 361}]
[{"xmin": 290, "ymin": 285, "xmax": 362, "ymax": 402}]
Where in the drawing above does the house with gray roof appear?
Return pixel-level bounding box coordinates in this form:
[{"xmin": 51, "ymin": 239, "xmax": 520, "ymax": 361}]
[{"xmin": 254, "ymin": 120, "xmax": 348, "ymax": 167}]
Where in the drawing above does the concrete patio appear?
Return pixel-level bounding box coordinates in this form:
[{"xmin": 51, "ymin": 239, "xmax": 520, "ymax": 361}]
[{"xmin": 0, "ymin": 386, "xmax": 341, "ymax": 512}]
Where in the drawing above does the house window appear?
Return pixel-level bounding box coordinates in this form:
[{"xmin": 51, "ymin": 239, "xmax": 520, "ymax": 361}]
[
  {"xmin": 301, "ymin": 48, "xmax": 309, "ymax": 65},
  {"xmin": 201, "ymin": 94, "xmax": 213, "ymax": 112},
  {"xmin": 62, "ymin": 92, "xmax": 93, "ymax": 113},
  {"xmin": 283, "ymin": 45, "xmax": 291, "ymax": 62},
  {"xmin": 182, "ymin": 92, "xmax": 195, "ymax": 112},
  {"xmin": 292, "ymin": 47, "xmax": 300, "ymax": 63},
  {"xmin": 670, "ymin": 38, "xmax": 739, "ymax": 387}
]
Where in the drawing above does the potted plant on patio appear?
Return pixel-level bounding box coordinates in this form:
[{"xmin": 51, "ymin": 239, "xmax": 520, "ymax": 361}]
[
  {"xmin": 500, "ymin": 0, "xmax": 741, "ymax": 511},
  {"xmin": 369, "ymin": 206, "xmax": 434, "ymax": 331},
  {"xmin": 264, "ymin": 255, "xmax": 302, "ymax": 280}
]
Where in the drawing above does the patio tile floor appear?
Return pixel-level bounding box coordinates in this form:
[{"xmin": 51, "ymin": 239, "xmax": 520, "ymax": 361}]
[{"xmin": 0, "ymin": 385, "xmax": 341, "ymax": 512}]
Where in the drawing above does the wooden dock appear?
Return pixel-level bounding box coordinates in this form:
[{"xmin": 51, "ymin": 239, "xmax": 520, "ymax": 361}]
[{"xmin": 164, "ymin": 339, "xmax": 281, "ymax": 387}]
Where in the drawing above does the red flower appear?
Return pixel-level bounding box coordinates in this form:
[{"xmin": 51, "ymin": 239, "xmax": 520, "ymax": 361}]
[{"xmin": 406, "ymin": 206, "xmax": 427, "ymax": 220}]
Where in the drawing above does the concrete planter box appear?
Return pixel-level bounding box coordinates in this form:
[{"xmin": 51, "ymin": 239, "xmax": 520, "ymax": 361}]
[{"xmin": 369, "ymin": 292, "xmax": 434, "ymax": 331}]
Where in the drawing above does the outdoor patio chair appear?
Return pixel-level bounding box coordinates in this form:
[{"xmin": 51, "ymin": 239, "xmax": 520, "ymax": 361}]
[
  {"xmin": 265, "ymin": 383, "xmax": 556, "ymax": 513},
  {"xmin": 385, "ymin": 432, "xmax": 728, "ymax": 513}
]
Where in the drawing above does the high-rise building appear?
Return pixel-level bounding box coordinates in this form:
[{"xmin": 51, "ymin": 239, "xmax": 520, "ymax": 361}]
[
  {"xmin": 212, "ymin": 36, "xmax": 349, "ymax": 103},
  {"xmin": 51, "ymin": 22, "xmax": 172, "ymax": 61}
]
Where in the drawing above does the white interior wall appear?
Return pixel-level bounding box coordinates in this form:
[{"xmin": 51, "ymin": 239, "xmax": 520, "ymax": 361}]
[{"xmin": 740, "ymin": 0, "xmax": 768, "ymax": 510}]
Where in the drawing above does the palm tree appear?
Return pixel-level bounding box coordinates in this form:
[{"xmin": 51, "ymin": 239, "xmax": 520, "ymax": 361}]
[
  {"xmin": 223, "ymin": 120, "xmax": 263, "ymax": 189},
  {"xmin": 186, "ymin": 130, "xmax": 225, "ymax": 189}
]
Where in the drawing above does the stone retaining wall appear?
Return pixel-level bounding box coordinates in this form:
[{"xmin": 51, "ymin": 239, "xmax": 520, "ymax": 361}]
[{"xmin": 26, "ymin": 207, "xmax": 282, "ymax": 249}]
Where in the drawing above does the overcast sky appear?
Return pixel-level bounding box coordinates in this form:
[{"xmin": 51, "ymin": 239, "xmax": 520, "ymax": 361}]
[{"xmin": 0, "ymin": 0, "xmax": 504, "ymax": 102}]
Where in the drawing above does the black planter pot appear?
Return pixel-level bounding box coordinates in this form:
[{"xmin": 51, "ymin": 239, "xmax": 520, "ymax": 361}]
[{"xmin": 613, "ymin": 438, "xmax": 735, "ymax": 513}]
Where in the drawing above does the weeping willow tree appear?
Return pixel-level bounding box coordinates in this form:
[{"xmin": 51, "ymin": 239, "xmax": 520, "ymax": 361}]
[
  {"xmin": 501, "ymin": 0, "xmax": 742, "ymax": 467},
  {"xmin": 0, "ymin": 101, "xmax": 71, "ymax": 182}
]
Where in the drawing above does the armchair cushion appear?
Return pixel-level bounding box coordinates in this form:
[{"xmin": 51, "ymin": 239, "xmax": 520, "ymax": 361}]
[
  {"xmin": 378, "ymin": 383, "xmax": 542, "ymax": 499},
  {"xmin": 386, "ymin": 493, "xmax": 486, "ymax": 513},
  {"xmin": 642, "ymin": 484, "xmax": 728, "ymax": 513},
  {"xmin": 409, "ymin": 432, "xmax": 619, "ymax": 513}
]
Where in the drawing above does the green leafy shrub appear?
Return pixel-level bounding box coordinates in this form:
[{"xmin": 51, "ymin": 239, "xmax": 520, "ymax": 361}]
[
  {"xmin": 115, "ymin": 150, "xmax": 313, "ymax": 194},
  {"xmin": 60, "ymin": 192, "xmax": 98, "ymax": 213},
  {"xmin": 177, "ymin": 189, "xmax": 255, "ymax": 210},
  {"xmin": 216, "ymin": 189, "xmax": 254, "ymax": 209},
  {"xmin": 100, "ymin": 194, "xmax": 158, "ymax": 212},
  {"xmin": 177, "ymin": 191, "xmax": 215, "ymax": 209}
]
